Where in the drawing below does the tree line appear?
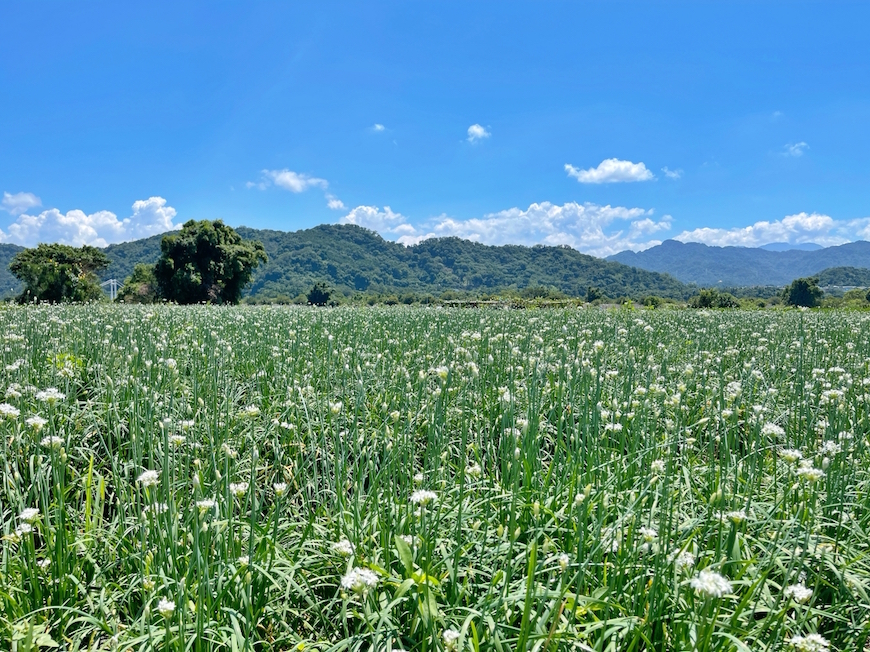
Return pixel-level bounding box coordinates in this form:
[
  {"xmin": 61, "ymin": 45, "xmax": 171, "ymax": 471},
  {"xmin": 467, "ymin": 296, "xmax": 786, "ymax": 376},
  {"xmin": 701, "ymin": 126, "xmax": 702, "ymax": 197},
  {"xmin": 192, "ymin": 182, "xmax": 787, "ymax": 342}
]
[
  {"xmin": 10, "ymin": 220, "xmax": 266, "ymax": 305},
  {"xmin": 3, "ymin": 219, "xmax": 858, "ymax": 308}
]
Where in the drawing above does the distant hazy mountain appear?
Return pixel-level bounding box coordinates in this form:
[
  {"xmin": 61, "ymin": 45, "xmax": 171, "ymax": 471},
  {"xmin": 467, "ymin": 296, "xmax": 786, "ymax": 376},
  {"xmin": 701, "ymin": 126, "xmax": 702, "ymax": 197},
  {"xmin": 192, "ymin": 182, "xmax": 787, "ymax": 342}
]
[
  {"xmin": 0, "ymin": 244, "xmax": 25, "ymax": 299},
  {"xmin": 607, "ymin": 239, "xmax": 870, "ymax": 286},
  {"xmin": 759, "ymin": 242, "xmax": 823, "ymax": 252}
]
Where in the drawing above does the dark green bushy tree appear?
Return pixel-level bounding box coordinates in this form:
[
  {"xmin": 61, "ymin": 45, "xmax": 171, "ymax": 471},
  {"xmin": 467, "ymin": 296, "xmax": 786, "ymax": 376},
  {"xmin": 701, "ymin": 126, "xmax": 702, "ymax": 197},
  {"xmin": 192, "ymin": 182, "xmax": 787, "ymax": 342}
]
[
  {"xmin": 9, "ymin": 243, "xmax": 110, "ymax": 303},
  {"xmin": 783, "ymin": 277, "xmax": 823, "ymax": 308},
  {"xmin": 689, "ymin": 288, "xmax": 740, "ymax": 308},
  {"xmin": 307, "ymin": 282, "xmax": 331, "ymax": 306},
  {"xmin": 154, "ymin": 220, "xmax": 267, "ymax": 304}
]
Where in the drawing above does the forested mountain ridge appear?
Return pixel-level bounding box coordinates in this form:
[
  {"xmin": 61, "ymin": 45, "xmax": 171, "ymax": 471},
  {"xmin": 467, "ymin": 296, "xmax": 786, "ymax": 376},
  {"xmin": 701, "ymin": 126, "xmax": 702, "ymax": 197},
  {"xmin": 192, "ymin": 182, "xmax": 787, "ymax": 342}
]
[
  {"xmin": 97, "ymin": 224, "xmax": 691, "ymax": 300},
  {"xmin": 0, "ymin": 225, "xmax": 690, "ymax": 300},
  {"xmin": 608, "ymin": 239, "xmax": 870, "ymax": 286},
  {"xmin": 5, "ymin": 226, "xmax": 870, "ymax": 300},
  {"xmin": 248, "ymin": 225, "xmax": 694, "ymax": 299}
]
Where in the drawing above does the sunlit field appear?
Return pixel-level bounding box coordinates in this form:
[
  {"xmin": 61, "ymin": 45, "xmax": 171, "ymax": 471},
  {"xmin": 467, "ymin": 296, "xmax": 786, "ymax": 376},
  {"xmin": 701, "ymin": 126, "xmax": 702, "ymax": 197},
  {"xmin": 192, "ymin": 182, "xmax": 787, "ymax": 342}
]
[{"xmin": 2, "ymin": 305, "xmax": 869, "ymax": 651}]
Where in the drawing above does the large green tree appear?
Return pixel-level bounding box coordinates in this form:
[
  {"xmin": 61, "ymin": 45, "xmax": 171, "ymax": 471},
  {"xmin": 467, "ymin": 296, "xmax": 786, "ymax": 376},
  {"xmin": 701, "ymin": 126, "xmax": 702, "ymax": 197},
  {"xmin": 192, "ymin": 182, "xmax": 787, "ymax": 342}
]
[
  {"xmin": 9, "ymin": 243, "xmax": 110, "ymax": 303},
  {"xmin": 783, "ymin": 276, "xmax": 823, "ymax": 308},
  {"xmin": 154, "ymin": 220, "xmax": 267, "ymax": 304}
]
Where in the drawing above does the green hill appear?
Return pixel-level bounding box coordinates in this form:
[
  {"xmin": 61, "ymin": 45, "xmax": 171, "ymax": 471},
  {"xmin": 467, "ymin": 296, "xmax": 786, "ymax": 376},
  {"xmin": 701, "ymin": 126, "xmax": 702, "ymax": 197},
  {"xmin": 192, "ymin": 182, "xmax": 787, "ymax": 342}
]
[
  {"xmin": 608, "ymin": 239, "xmax": 870, "ymax": 286},
  {"xmin": 0, "ymin": 244, "xmax": 25, "ymax": 299},
  {"xmin": 0, "ymin": 225, "xmax": 689, "ymax": 301},
  {"xmin": 94, "ymin": 224, "xmax": 690, "ymax": 300},
  {"xmin": 815, "ymin": 266, "xmax": 870, "ymax": 287}
]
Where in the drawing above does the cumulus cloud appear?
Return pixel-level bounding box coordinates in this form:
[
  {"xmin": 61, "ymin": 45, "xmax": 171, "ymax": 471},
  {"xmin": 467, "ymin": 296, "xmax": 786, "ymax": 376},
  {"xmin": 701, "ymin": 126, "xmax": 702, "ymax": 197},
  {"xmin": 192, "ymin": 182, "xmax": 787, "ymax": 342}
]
[
  {"xmin": 2, "ymin": 192, "xmax": 42, "ymax": 216},
  {"xmin": 661, "ymin": 167, "xmax": 683, "ymax": 179},
  {"xmin": 675, "ymin": 211, "xmax": 870, "ymax": 248},
  {"xmin": 326, "ymin": 195, "xmax": 346, "ymax": 210},
  {"xmin": 372, "ymin": 123, "xmax": 385, "ymax": 132},
  {"xmin": 565, "ymin": 159, "xmax": 655, "ymax": 184},
  {"xmin": 467, "ymin": 124, "xmax": 491, "ymax": 143},
  {"xmin": 256, "ymin": 169, "xmax": 328, "ymax": 192},
  {"xmin": 338, "ymin": 201, "xmax": 671, "ymax": 257},
  {"xmin": 0, "ymin": 196, "xmax": 179, "ymax": 247},
  {"xmin": 784, "ymin": 142, "xmax": 809, "ymax": 157},
  {"xmin": 339, "ymin": 205, "xmax": 411, "ymax": 235}
]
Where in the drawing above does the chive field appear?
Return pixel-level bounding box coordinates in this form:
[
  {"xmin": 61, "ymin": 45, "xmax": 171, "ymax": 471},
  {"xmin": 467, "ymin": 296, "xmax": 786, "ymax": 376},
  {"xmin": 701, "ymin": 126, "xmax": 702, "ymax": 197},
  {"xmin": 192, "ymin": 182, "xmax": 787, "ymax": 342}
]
[{"xmin": 1, "ymin": 305, "xmax": 869, "ymax": 651}]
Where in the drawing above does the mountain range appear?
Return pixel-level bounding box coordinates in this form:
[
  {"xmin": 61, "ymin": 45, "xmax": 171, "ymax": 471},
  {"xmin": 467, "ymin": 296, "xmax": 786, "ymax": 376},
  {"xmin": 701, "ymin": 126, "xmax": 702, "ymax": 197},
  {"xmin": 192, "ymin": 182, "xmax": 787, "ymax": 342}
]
[
  {"xmin": 0, "ymin": 225, "xmax": 691, "ymax": 300},
  {"xmin": 608, "ymin": 239, "xmax": 870, "ymax": 287},
  {"xmin": 0, "ymin": 227, "xmax": 868, "ymax": 301},
  {"xmin": 97, "ymin": 224, "xmax": 689, "ymax": 300}
]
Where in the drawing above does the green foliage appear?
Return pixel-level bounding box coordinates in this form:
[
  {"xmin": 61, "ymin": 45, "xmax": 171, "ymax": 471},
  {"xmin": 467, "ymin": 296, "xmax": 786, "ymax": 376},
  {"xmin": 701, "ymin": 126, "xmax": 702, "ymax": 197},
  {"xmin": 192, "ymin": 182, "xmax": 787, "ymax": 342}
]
[
  {"xmin": 689, "ymin": 288, "xmax": 740, "ymax": 308},
  {"xmin": 154, "ymin": 220, "xmax": 267, "ymax": 304},
  {"xmin": 9, "ymin": 243, "xmax": 109, "ymax": 303},
  {"xmin": 306, "ymin": 282, "xmax": 331, "ymax": 306},
  {"xmin": 783, "ymin": 276, "xmax": 823, "ymax": 307},
  {"xmin": 117, "ymin": 263, "xmax": 159, "ymax": 304}
]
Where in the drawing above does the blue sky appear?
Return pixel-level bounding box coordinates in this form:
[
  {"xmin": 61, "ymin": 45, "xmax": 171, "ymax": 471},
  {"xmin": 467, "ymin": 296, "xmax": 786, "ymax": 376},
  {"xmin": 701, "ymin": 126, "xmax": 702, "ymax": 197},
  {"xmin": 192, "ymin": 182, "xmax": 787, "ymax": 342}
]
[{"xmin": 2, "ymin": 1, "xmax": 869, "ymax": 256}]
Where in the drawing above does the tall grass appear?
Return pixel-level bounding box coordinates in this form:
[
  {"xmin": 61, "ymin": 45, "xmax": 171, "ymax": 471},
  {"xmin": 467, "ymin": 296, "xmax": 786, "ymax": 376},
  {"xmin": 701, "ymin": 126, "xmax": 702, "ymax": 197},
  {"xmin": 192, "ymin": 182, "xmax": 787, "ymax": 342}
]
[{"xmin": 0, "ymin": 304, "xmax": 868, "ymax": 650}]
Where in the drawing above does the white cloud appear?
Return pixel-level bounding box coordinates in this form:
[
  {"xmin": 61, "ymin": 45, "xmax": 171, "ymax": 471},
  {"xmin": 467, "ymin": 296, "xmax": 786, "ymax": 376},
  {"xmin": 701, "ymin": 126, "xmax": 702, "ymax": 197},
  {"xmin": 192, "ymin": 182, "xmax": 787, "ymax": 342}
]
[
  {"xmin": 372, "ymin": 123, "xmax": 385, "ymax": 132},
  {"xmin": 784, "ymin": 142, "xmax": 809, "ymax": 157},
  {"xmin": 326, "ymin": 195, "xmax": 346, "ymax": 210},
  {"xmin": 661, "ymin": 167, "xmax": 683, "ymax": 179},
  {"xmin": 565, "ymin": 159, "xmax": 655, "ymax": 184},
  {"xmin": 2, "ymin": 192, "xmax": 42, "ymax": 216},
  {"xmin": 339, "ymin": 201, "xmax": 670, "ymax": 257},
  {"xmin": 467, "ymin": 124, "xmax": 491, "ymax": 143},
  {"xmin": 0, "ymin": 196, "xmax": 179, "ymax": 247},
  {"xmin": 339, "ymin": 205, "xmax": 411, "ymax": 235},
  {"xmin": 261, "ymin": 169, "xmax": 328, "ymax": 192},
  {"xmin": 675, "ymin": 211, "xmax": 870, "ymax": 248}
]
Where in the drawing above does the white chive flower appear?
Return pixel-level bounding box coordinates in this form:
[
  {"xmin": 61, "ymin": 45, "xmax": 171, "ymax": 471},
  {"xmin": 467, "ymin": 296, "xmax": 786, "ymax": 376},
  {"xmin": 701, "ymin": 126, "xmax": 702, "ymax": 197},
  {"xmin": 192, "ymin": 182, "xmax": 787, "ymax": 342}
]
[
  {"xmin": 783, "ymin": 583, "xmax": 813, "ymax": 604},
  {"xmin": 443, "ymin": 628, "xmax": 461, "ymax": 651},
  {"xmin": 137, "ymin": 470, "xmax": 160, "ymax": 488},
  {"xmin": 19, "ymin": 508, "xmax": 40, "ymax": 523},
  {"xmin": 229, "ymin": 482, "xmax": 249, "ymax": 498},
  {"xmin": 689, "ymin": 569, "xmax": 732, "ymax": 599},
  {"xmin": 40, "ymin": 435, "xmax": 63, "ymax": 449},
  {"xmin": 341, "ymin": 567, "xmax": 379, "ymax": 595},
  {"xmin": 36, "ymin": 388, "xmax": 65, "ymax": 404},
  {"xmin": 196, "ymin": 499, "xmax": 216, "ymax": 515},
  {"xmin": 156, "ymin": 598, "xmax": 175, "ymax": 619},
  {"xmin": 787, "ymin": 634, "xmax": 829, "ymax": 651},
  {"xmin": 332, "ymin": 538, "xmax": 355, "ymax": 557},
  {"xmin": 780, "ymin": 449, "xmax": 803, "ymax": 463},
  {"xmin": 0, "ymin": 403, "xmax": 20, "ymax": 418},
  {"xmin": 28, "ymin": 416, "xmax": 49, "ymax": 431},
  {"xmin": 410, "ymin": 490, "xmax": 438, "ymax": 506}
]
